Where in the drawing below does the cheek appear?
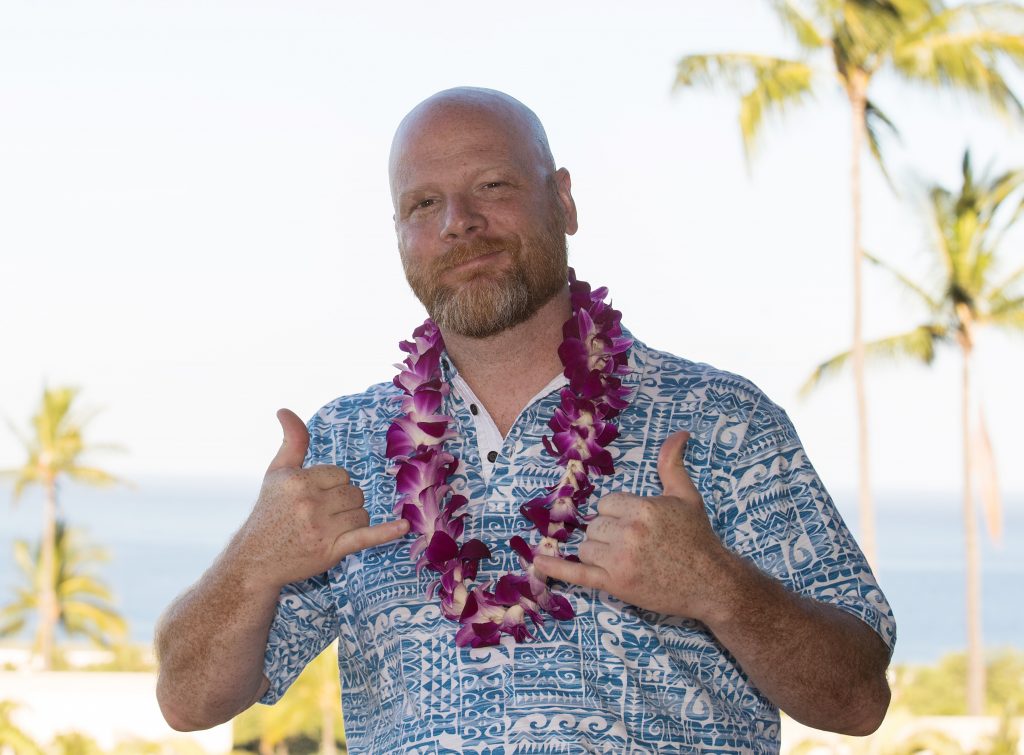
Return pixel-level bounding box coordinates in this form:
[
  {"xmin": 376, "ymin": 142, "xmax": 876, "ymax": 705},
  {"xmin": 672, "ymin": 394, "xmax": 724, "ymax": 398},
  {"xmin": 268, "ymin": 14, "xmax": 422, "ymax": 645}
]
[{"xmin": 398, "ymin": 222, "xmax": 440, "ymax": 259}]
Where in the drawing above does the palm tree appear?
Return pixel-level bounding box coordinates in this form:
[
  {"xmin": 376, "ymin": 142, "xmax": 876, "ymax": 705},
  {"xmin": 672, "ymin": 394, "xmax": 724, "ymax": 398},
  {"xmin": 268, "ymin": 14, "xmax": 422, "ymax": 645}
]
[
  {"xmin": 673, "ymin": 0, "xmax": 1024, "ymax": 570},
  {"xmin": 802, "ymin": 150, "xmax": 1024, "ymax": 714},
  {"xmin": 0, "ymin": 522, "xmax": 128, "ymax": 654},
  {"xmin": 1, "ymin": 386, "xmax": 120, "ymax": 669}
]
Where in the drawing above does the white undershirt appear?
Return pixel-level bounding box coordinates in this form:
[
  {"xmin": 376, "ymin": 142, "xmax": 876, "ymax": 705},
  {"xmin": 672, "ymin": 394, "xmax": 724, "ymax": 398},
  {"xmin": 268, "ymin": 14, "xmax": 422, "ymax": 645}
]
[{"xmin": 449, "ymin": 371, "xmax": 567, "ymax": 486}]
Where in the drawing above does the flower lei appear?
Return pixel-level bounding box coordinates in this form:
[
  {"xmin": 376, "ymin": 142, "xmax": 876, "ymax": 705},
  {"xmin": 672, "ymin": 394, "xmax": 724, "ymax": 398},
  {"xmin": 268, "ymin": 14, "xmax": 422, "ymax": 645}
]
[{"xmin": 385, "ymin": 269, "xmax": 632, "ymax": 647}]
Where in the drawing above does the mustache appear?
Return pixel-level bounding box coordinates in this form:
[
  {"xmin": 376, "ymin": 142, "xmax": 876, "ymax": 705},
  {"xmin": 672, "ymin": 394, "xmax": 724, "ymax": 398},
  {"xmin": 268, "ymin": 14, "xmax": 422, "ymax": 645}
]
[{"xmin": 435, "ymin": 238, "xmax": 514, "ymax": 273}]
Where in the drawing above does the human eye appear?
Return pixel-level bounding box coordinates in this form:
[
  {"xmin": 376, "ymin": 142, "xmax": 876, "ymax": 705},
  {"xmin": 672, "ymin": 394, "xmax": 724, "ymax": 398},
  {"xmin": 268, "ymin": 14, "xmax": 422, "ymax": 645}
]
[{"xmin": 406, "ymin": 197, "xmax": 437, "ymax": 214}]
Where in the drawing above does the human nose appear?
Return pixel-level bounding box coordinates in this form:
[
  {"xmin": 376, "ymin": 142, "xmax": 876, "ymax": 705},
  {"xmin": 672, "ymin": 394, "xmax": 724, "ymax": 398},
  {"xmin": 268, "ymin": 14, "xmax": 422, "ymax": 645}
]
[{"xmin": 440, "ymin": 194, "xmax": 486, "ymax": 240}]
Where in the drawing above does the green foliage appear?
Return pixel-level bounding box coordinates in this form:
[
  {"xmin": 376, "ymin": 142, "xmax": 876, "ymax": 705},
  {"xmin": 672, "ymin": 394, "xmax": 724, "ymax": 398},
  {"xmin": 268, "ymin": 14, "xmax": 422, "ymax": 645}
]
[
  {"xmin": 803, "ymin": 150, "xmax": 1024, "ymax": 392},
  {"xmin": 1, "ymin": 385, "xmax": 123, "ymax": 669},
  {"xmin": 0, "ymin": 523, "xmax": 127, "ymax": 649},
  {"xmin": 892, "ymin": 648, "xmax": 1024, "ymax": 715},
  {"xmin": 0, "ymin": 700, "xmax": 44, "ymax": 755},
  {"xmin": 673, "ymin": 0, "xmax": 1024, "ymax": 176},
  {"xmin": 1, "ymin": 386, "xmax": 121, "ymax": 503},
  {"xmin": 50, "ymin": 731, "xmax": 104, "ymax": 755},
  {"xmin": 984, "ymin": 706, "xmax": 1022, "ymax": 755},
  {"xmin": 107, "ymin": 738, "xmax": 208, "ymax": 755},
  {"xmin": 233, "ymin": 642, "xmax": 345, "ymax": 753}
]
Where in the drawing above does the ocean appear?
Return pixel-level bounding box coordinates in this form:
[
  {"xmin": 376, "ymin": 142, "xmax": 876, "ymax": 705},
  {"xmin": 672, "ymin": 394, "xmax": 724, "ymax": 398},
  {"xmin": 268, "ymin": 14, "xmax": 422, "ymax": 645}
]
[{"xmin": 1, "ymin": 479, "xmax": 1020, "ymax": 665}]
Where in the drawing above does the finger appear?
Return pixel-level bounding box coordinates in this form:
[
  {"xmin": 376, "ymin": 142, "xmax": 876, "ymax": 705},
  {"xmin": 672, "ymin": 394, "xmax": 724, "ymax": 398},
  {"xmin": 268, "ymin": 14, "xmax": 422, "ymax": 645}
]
[
  {"xmin": 331, "ymin": 519, "xmax": 410, "ymax": 560},
  {"xmin": 577, "ymin": 539, "xmax": 613, "ymax": 566},
  {"xmin": 582, "ymin": 515, "xmax": 616, "ymax": 544},
  {"xmin": 304, "ymin": 464, "xmax": 351, "ymax": 490},
  {"xmin": 326, "ymin": 485, "xmax": 366, "ymax": 514},
  {"xmin": 657, "ymin": 430, "xmax": 699, "ymax": 500},
  {"xmin": 595, "ymin": 492, "xmax": 635, "ymax": 519},
  {"xmin": 267, "ymin": 408, "xmax": 310, "ymax": 473},
  {"xmin": 331, "ymin": 506, "xmax": 370, "ymax": 532},
  {"xmin": 534, "ymin": 553, "xmax": 608, "ymax": 591}
]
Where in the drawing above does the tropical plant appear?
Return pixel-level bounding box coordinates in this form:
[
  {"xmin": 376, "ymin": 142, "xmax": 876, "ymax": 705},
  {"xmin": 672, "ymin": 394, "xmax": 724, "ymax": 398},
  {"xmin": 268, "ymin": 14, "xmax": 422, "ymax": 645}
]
[
  {"xmin": 0, "ymin": 701, "xmax": 44, "ymax": 755},
  {"xmin": 0, "ymin": 523, "xmax": 127, "ymax": 653},
  {"xmin": 802, "ymin": 151, "xmax": 1024, "ymax": 714},
  {"xmin": 1, "ymin": 386, "xmax": 120, "ymax": 669},
  {"xmin": 233, "ymin": 642, "xmax": 344, "ymax": 755},
  {"xmin": 50, "ymin": 731, "xmax": 104, "ymax": 755},
  {"xmin": 672, "ymin": 0, "xmax": 1024, "ymax": 570},
  {"xmin": 788, "ymin": 710, "xmax": 965, "ymax": 754},
  {"xmin": 891, "ymin": 649, "xmax": 1024, "ymax": 716}
]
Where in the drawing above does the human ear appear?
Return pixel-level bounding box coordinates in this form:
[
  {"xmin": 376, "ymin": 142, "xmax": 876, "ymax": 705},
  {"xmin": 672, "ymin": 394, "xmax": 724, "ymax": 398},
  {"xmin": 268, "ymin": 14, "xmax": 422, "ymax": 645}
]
[{"xmin": 554, "ymin": 168, "xmax": 579, "ymax": 235}]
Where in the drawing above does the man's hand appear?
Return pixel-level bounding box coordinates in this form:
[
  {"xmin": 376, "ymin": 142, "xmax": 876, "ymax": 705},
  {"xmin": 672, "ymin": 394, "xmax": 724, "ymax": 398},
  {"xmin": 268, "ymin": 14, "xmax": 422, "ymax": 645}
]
[
  {"xmin": 537, "ymin": 430, "xmax": 892, "ymax": 735},
  {"xmin": 535, "ymin": 431, "xmax": 728, "ymax": 620},
  {"xmin": 232, "ymin": 408, "xmax": 410, "ymax": 592}
]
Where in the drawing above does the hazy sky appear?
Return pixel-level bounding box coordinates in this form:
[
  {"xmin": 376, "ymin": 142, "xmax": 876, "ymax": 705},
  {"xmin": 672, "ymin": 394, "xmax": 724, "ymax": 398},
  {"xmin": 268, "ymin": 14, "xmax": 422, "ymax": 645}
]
[{"xmin": 2, "ymin": 0, "xmax": 1023, "ymax": 518}]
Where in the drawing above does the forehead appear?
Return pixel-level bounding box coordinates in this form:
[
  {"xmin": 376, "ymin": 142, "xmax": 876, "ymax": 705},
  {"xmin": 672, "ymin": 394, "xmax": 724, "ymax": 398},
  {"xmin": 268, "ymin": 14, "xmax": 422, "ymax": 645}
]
[{"xmin": 389, "ymin": 102, "xmax": 546, "ymax": 197}]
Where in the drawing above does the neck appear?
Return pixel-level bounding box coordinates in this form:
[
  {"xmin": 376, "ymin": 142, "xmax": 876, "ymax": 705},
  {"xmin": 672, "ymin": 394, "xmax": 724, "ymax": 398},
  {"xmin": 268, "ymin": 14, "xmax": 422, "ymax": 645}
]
[{"xmin": 439, "ymin": 289, "xmax": 571, "ymax": 436}]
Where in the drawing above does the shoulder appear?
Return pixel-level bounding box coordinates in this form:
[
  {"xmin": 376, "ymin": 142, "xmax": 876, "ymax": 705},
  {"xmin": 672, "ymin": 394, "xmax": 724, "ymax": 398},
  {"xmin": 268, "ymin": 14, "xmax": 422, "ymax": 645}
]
[
  {"xmin": 632, "ymin": 337, "xmax": 771, "ymax": 422},
  {"xmin": 303, "ymin": 381, "xmax": 401, "ymax": 467},
  {"xmin": 308, "ymin": 380, "xmax": 402, "ymax": 430}
]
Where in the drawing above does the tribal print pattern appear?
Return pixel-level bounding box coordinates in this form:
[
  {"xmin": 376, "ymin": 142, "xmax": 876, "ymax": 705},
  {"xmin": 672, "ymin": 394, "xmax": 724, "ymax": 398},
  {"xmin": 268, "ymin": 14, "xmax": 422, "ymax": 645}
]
[{"xmin": 262, "ymin": 333, "xmax": 896, "ymax": 754}]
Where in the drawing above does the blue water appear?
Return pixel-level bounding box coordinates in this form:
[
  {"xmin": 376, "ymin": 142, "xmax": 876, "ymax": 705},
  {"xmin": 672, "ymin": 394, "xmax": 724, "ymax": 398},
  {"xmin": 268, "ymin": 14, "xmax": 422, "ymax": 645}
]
[{"xmin": 1, "ymin": 479, "xmax": 1021, "ymax": 664}]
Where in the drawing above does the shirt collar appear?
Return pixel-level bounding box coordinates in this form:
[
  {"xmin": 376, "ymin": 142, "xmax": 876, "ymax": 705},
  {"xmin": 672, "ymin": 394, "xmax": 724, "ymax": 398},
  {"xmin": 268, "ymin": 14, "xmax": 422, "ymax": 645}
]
[{"xmin": 439, "ymin": 323, "xmax": 648, "ymax": 410}]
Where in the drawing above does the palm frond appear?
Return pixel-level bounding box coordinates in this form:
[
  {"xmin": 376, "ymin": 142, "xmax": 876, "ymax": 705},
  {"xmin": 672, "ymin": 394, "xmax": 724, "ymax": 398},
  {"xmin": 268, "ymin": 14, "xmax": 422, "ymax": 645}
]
[
  {"xmin": 770, "ymin": 0, "xmax": 829, "ymax": 51},
  {"xmin": 984, "ymin": 262, "xmax": 1024, "ymax": 302},
  {"xmin": 66, "ymin": 466, "xmax": 120, "ymax": 487},
  {"xmin": 893, "ymin": 26, "xmax": 1024, "ymax": 117},
  {"xmin": 864, "ymin": 250, "xmax": 940, "ymax": 310},
  {"xmin": 832, "ymin": 0, "xmax": 925, "ymax": 71},
  {"xmin": 60, "ymin": 577, "xmax": 115, "ymax": 601},
  {"xmin": 800, "ymin": 325, "xmax": 947, "ymax": 396},
  {"xmin": 865, "ymin": 99, "xmax": 901, "ymax": 190},
  {"xmin": 928, "ymin": 185, "xmax": 959, "ymax": 279},
  {"xmin": 980, "ymin": 167, "xmax": 1024, "ymax": 215},
  {"xmin": 987, "ymin": 299, "xmax": 1024, "ymax": 332},
  {"xmin": 12, "ymin": 540, "xmax": 34, "ymax": 576},
  {"xmin": 674, "ymin": 54, "xmax": 817, "ymax": 162},
  {"xmin": 0, "ymin": 616, "xmax": 27, "ymax": 637}
]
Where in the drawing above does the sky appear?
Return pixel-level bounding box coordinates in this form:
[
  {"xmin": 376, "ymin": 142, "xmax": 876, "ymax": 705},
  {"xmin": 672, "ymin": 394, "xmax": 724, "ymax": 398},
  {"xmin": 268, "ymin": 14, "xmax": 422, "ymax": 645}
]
[{"xmin": 1, "ymin": 0, "xmax": 1023, "ymax": 523}]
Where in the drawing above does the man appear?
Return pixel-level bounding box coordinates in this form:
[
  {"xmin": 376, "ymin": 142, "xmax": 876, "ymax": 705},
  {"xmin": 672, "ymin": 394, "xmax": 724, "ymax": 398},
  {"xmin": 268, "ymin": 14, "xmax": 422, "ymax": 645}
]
[{"xmin": 156, "ymin": 87, "xmax": 895, "ymax": 753}]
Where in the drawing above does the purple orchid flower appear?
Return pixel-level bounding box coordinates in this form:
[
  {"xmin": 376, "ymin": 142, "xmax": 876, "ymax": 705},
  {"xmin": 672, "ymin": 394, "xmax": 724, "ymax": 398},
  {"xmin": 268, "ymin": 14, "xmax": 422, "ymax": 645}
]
[{"xmin": 388, "ymin": 268, "xmax": 633, "ymax": 648}]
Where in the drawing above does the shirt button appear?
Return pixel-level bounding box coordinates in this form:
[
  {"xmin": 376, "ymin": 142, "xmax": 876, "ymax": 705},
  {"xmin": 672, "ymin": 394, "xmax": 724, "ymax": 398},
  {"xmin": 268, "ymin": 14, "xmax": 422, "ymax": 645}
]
[
  {"xmin": 486, "ymin": 450, "xmax": 498, "ymax": 463},
  {"xmin": 470, "ymin": 403, "xmax": 479, "ymax": 415}
]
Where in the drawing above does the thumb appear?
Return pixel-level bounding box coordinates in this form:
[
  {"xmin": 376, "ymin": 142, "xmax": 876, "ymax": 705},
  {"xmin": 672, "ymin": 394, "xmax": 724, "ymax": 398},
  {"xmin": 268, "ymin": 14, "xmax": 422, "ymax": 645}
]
[
  {"xmin": 267, "ymin": 408, "xmax": 309, "ymax": 472},
  {"xmin": 656, "ymin": 430, "xmax": 698, "ymax": 499}
]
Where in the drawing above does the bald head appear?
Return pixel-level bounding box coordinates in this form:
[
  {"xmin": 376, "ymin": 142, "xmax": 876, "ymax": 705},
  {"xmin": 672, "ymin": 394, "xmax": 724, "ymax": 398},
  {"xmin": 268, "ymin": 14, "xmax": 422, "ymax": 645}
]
[{"xmin": 388, "ymin": 87, "xmax": 556, "ymax": 204}]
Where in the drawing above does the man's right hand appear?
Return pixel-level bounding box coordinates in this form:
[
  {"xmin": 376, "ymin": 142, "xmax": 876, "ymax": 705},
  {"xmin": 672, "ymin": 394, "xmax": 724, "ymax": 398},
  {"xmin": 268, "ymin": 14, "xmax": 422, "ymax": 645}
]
[{"xmin": 233, "ymin": 408, "xmax": 410, "ymax": 591}]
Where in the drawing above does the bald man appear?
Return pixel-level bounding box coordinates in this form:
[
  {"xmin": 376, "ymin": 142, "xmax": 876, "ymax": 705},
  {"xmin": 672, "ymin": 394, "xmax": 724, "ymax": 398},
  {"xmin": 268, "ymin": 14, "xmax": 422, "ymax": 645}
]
[{"xmin": 156, "ymin": 88, "xmax": 896, "ymax": 753}]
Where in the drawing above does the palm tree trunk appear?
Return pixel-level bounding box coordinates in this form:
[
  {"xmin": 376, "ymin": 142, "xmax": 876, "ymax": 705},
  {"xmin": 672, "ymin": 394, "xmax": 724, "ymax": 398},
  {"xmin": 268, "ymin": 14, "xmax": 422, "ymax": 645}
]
[
  {"xmin": 38, "ymin": 476, "xmax": 59, "ymax": 670},
  {"xmin": 961, "ymin": 342, "xmax": 985, "ymax": 714},
  {"xmin": 848, "ymin": 77, "xmax": 878, "ymax": 571}
]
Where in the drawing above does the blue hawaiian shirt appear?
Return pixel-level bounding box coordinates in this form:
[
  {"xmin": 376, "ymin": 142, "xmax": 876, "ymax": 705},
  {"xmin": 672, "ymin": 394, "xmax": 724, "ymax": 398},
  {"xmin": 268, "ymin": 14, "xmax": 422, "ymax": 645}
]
[{"xmin": 261, "ymin": 332, "xmax": 896, "ymax": 754}]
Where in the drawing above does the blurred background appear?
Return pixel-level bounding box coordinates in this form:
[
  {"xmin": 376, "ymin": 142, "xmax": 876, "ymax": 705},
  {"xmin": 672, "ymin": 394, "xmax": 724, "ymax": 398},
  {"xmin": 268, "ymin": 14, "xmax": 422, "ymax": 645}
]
[{"xmin": 1, "ymin": 1, "xmax": 1022, "ymax": 752}]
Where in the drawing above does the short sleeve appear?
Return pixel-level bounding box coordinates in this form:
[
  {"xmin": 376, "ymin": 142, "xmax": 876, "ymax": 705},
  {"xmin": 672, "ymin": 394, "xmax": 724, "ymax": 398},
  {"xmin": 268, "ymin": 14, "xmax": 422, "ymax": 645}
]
[
  {"xmin": 260, "ymin": 572, "xmax": 339, "ymax": 704},
  {"xmin": 722, "ymin": 395, "xmax": 897, "ymax": 656}
]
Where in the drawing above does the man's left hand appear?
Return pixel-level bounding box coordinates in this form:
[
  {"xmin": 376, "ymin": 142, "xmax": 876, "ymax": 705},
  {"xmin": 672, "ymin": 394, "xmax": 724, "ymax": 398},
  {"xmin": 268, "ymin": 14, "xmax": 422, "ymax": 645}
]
[{"xmin": 534, "ymin": 431, "xmax": 731, "ymax": 621}]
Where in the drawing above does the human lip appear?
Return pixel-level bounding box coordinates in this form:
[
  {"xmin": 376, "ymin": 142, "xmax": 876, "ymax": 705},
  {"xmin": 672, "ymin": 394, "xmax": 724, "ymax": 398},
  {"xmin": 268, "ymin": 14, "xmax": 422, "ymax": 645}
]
[{"xmin": 445, "ymin": 248, "xmax": 504, "ymax": 273}]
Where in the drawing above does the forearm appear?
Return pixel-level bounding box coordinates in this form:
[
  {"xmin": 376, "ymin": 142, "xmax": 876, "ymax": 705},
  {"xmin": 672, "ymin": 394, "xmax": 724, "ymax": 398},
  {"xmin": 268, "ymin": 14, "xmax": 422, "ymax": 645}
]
[
  {"xmin": 700, "ymin": 549, "xmax": 891, "ymax": 735},
  {"xmin": 155, "ymin": 535, "xmax": 280, "ymax": 731}
]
